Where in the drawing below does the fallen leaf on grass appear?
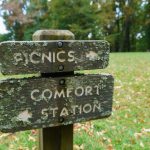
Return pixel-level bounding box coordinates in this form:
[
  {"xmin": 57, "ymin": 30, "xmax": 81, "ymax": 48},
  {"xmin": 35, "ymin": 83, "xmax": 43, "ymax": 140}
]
[
  {"xmin": 102, "ymin": 137, "xmax": 107, "ymax": 143},
  {"xmin": 9, "ymin": 144, "xmax": 14, "ymax": 149},
  {"xmin": 125, "ymin": 113, "xmax": 130, "ymax": 118},
  {"xmin": 96, "ymin": 130, "xmax": 107, "ymax": 136},
  {"xmin": 74, "ymin": 122, "xmax": 94, "ymax": 137},
  {"xmin": 0, "ymin": 133, "xmax": 10, "ymax": 139},
  {"xmin": 142, "ymin": 128, "xmax": 150, "ymax": 133},
  {"xmin": 107, "ymin": 138, "xmax": 112, "ymax": 144},
  {"xmin": 73, "ymin": 144, "xmax": 84, "ymax": 150},
  {"xmin": 32, "ymin": 146, "xmax": 37, "ymax": 150},
  {"xmin": 74, "ymin": 145, "xmax": 80, "ymax": 150},
  {"xmin": 111, "ymin": 126, "xmax": 116, "ymax": 130},
  {"xmin": 31, "ymin": 130, "xmax": 38, "ymax": 135},
  {"xmin": 140, "ymin": 141, "xmax": 144, "ymax": 148},
  {"xmin": 115, "ymin": 86, "xmax": 122, "ymax": 90},
  {"xmin": 28, "ymin": 135, "xmax": 36, "ymax": 142},
  {"xmin": 107, "ymin": 144, "xmax": 114, "ymax": 150},
  {"xmin": 18, "ymin": 147, "xmax": 30, "ymax": 150},
  {"xmin": 18, "ymin": 147, "xmax": 24, "ymax": 150},
  {"xmin": 133, "ymin": 119, "xmax": 137, "ymax": 123},
  {"xmin": 130, "ymin": 138, "xmax": 136, "ymax": 144},
  {"xmin": 134, "ymin": 133, "xmax": 143, "ymax": 139},
  {"xmin": 134, "ymin": 128, "xmax": 150, "ymax": 140}
]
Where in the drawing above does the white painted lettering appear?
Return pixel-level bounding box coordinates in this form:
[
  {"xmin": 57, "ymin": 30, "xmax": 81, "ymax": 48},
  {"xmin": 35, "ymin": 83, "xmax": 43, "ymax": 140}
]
[
  {"xmin": 93, "ymin": 103, "xmax": 101, "ymax": 112},
  {"xmin": 42, "ymin": 89, "xmax": 53, "ymax": 101},
  {"xmin": 52, "ymin": 52, "xmax": 56, "ymax": 63},
  {"xmin": 75, "ymin": 86, "xmax": 84, "ymax": 97},
  {"xmin": 83, "ymin": 103, "xmax": 92, "ymax": 113},
  {"xmin": 85, "ymin": 86, "xmax": 93, "ymax": 96},
  {"xmin": 57, "ymin": 51, "xmax": 66, "ymax": 62},
  {"xmin": 60, "ymin": 107, "xmax": 69, "ymax": 116},
  {"xmin": 31, "ymin": 89, "xmax": 41, "ymax": 101},
  {"xmin": 42, "ymin": 52, "xmax": 52, "ymax": 63},
  {"xmin": 66, "ymin": 88, "xmax": 73, "ymax": 97},
  {"xmin": 71, "ymin": 105, "xmax": 78, "ymax": 115},
  {"xmin": 68, "ymin": 51, "xmax": 75, "ymax": 62},
  {"xmin": 54, "ymin": 89, "xmax": 65, "ymax": 99},
  {"xmin": 94, "ymin": 85, "xmax": 100, "ymax": 95},
  {"xmin": 23, "ymin": 53, "xmax": 29, "ymax": 65},
  {"xmin": 78, "ymin": 105, "xmax": 82, "ymax": 114},
  {"xmin": 41, "ymin": 108, "xmax": 49, "ymax": 119},
  {"xmin": 13, "ymin": 53, "xmax": 23, "ymax": 65},
  {"xmin": 13, "ymin": 51, "xmax": 75, "ymax": 65},
  {"xmin": 30, "ymin": 52, "xmax": 41, "ymax": 64},
  {"xmin": 50, "ymin": 107, "xmax": 58, "ymax": 117},
  {"xmin": 36, "ymin": 102, "xmax": 103, "ymax": 118}
]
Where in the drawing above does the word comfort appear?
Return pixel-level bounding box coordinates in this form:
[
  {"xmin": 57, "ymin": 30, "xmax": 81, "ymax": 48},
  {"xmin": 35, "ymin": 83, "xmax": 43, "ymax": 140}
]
[
  {"xmin": 13, "ymin": 50, "xmax": 75, "ymax": 65},
  {"xmin": 31, "ymin": 85, "xmax": 101, "ymax": 102}
]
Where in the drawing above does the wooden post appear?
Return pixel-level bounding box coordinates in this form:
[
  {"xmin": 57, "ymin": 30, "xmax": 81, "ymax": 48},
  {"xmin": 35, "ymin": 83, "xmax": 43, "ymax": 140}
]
[{"xmin": 32, "ymin": 30, "xmax": 75, "ymax": 150}]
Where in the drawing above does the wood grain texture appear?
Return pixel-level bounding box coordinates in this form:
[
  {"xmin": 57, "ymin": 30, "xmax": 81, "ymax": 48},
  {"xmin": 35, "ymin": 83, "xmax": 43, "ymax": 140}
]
[
  {"xmin": 39, "ymin": 125, "xmax": 73, "ymax": 150},
  {"xmin": 0, "ymin": 40, "xmax": 110, "ymax": 75},
  {"xmin": 0, "ymin": 74, "xmax": 114, "ymax": 133}
]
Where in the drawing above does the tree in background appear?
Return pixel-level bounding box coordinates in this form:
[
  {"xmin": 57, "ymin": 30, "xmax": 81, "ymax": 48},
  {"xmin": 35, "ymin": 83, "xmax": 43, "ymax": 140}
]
[
  {"xmin": 0, "ymin": 0, "xmax": 49, "ymax": 40},
  {"xmin": 23, "ymin": 0, "xmax": 49, "ymax": 40},
  {"xmin": 0, "ymin": 0, "xmax": 114, "ymax": 40},
  {"xmin": 0, "ymin": 0, "xmax": 33, "ymax": 40},
  {"xmin": 143, "ymin": 0, "xmax": 150, "ymax": 51},
  {"xmin": 47, "ymin": 0, "xmax": 107, "ymax": 40},
  {"xmin": 111, "ymin": 0, "xmax": 143, "ymax": 52},
  {"xmin": 0, "ymin": 0, "xmax": 149, "ymax": 51},
  {"xmin": 128, "ymin": 0, "xmax": 150, "ymax": 52}
]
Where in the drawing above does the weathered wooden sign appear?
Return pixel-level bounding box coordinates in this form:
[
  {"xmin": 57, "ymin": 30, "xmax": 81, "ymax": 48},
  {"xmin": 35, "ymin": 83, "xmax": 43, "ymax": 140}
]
[
  {"xmin": 0, "ymin": 40, "xmax": 110, "ymax": 75},
  {"xmin": 0, "ymin": 74, "xmax": 114, "ymax": 133}
]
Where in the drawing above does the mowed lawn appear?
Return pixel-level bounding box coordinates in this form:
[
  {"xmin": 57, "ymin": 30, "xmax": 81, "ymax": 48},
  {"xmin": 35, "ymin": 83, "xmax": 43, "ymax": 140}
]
[{"xmin": 0, "ymin": 53, "xmax": 150, "ymax": 150}]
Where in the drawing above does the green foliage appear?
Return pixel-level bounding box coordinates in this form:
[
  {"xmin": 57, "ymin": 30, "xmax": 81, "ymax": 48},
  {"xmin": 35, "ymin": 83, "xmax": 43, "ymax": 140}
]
[
  {"xmin": 75, "ymin": 52, "xmax": 150, "ymax": 149},
  {"xmin": 0, "ymin": 0, "xmax": 149, "ymax": 51},
  {"xmin": 0, "ymin": 33, "xmax": 11, "ymax": 42},
  {"xmin": 23, "ymin": 0, "xmax": 50, "ymax": 40},
  {"xmin": 144, "ymin": 0, "xmax": 150, "ymax": 51},
  {"xmin": 46, "ymin": 0, "xmax": 105, "ymax": 40},
  {"xmin": 0, "ymin": 130, "xmax": 38, "ymax": 149}
]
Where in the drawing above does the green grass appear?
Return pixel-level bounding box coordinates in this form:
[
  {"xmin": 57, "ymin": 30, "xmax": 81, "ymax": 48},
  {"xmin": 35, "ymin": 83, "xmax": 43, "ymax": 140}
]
[
  {"xmin": 74, "ymin": 52, "xmax": 150, "ymax": 150},
  {"xmin": 0, "ymin": 73, "xmax": 39, "ymax": 80},
  {"xmin": 0, "ymin": 52, "xmax": 150, "ymax": 150}
]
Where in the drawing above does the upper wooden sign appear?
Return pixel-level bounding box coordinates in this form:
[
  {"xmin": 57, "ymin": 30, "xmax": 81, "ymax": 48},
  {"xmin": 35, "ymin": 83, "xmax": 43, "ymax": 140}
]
[
  {"xmin": 0, "ymin": 74, "xmax": 113, "ymax": 133},
  {"xmin": 0, "ymin": 40, "xmax": 110, "ymax": 75}
]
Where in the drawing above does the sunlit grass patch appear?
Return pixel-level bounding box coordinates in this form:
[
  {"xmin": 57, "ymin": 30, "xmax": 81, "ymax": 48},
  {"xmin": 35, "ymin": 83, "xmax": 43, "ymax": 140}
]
[
  {"xmin": 74, "ymin": 52, "xmax": 150, "ymax": 149},
  {"xmin": 0, "ymin": 73, "xmax": 40, "ymax": 80}
]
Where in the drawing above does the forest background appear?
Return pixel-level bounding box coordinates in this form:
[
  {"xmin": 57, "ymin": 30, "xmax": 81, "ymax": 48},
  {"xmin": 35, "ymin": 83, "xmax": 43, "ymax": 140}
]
[{"xmin": 0, "ymin": 0, "xmax": 149, "ymax": 52}]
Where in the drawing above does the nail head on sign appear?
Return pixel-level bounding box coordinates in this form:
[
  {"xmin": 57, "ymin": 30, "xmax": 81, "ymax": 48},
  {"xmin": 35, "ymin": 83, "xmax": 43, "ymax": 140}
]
[
  {"xmin": 59, "ymin": 79, "xmax": 65, "ymax": 85},
  {"xmin": 59, "ymin": 117, "xmax": 64, "ymax": 123},
  {"xmin": 58, "ymin": 65, "xmax": 64, "ymax": 71},
  {"xmin": 58, "ymin": 41, "xmax": 63, "ymax": 48}
]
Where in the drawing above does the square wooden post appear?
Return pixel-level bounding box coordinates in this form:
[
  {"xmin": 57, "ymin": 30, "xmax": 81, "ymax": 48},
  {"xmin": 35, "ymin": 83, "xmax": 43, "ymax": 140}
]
[{"xmin": 32, "ymin": 30, "xmax": 75, "ymax": 150}]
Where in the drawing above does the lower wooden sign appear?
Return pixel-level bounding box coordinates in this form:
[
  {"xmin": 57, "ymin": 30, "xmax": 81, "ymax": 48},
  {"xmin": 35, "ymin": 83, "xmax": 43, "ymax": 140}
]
[{"xmin": 0, "ymin": 74, "xmax": 114, "ymax": 133}]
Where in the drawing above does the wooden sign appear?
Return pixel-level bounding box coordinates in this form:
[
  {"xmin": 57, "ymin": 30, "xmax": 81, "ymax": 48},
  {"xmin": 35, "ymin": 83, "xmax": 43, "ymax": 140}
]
[
  {"xmin": 0, "ymin": 40, "xmax": 110, "ymax": 75},
  {"xmin": 0, "ymin": 74, "xmax": 114, "ymax": 133}
]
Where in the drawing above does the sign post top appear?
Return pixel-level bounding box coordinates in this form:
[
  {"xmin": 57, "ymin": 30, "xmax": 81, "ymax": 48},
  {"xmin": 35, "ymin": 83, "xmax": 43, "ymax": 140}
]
[{"xmin": 32, "ymin": 30, "xmax": 75, "ymax": 41}]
